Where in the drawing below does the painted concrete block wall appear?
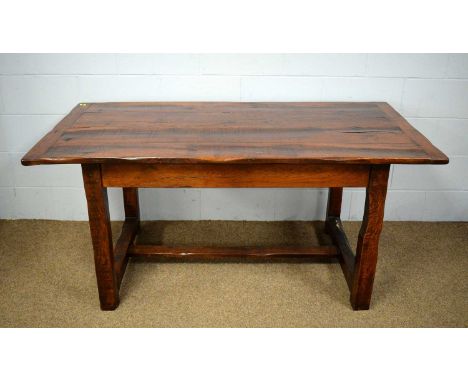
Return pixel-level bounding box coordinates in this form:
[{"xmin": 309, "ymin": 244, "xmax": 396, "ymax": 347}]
[{"xmin": 0, "ymin": 54, "xmax": 467, "ymax": 221}]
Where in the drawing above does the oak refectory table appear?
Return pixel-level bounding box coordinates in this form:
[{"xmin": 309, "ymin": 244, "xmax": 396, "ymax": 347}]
[{"xmin": 22, "ymin": 102, "xmax": 449, "ymax": 311}]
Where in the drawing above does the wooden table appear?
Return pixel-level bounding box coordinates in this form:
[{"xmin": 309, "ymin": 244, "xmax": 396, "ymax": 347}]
[{"xmin": 22, "ymin": 102, "xmax": 448, "ymax": 311}]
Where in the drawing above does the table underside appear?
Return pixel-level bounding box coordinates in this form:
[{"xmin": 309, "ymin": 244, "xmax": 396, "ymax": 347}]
[{"xmin": 82, "ymin": 162, "xmax": 390, "ymax": 311}]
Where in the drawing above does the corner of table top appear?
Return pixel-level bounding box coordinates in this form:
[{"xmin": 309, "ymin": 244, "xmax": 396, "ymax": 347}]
[
  {"xmin": 376, "ymin": 102, "xmax": 449, "ymax": 165},
  {"xmin": 20, "ymin": 155, "xmax": 34, "ymax": 166},
  {"xmin": 21, "ymin": 102, "xmax": 92, "ymax": 166}
]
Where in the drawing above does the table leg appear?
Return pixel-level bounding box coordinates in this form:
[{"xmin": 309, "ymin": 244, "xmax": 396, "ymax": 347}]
[
  {"xmin": 326, "ymin": 187, "xmax": 343, "ymax": 219},
  {"xmin": 82, "ymin": 164, "xmax": 119, "ymax": 310},
  {"xmin": 350, "ymin": 165, "xmax": 390, "ymax": 310},
  {"xmin": 123, "ymin": 188, "xmax": 140, "ymax": 222},
  {"xmin": 114, "ymin": 188, "xmax": 141, "ymax": 288},
  {"xmin": 325, "ymin": 187, "xmax": 343, "ymax": 235}
]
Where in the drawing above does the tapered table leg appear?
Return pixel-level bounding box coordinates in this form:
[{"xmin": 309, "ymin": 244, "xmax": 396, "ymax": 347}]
[
  {"xmin": 350, "ymin": 165, "xmax": 390, "ymax": 310},
  {"xmin": 82, "ymin": 164, "xmax": 119, "ymax": 310}
]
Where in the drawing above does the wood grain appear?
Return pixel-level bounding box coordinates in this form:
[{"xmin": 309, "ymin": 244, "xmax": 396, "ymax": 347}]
[
  {"xmin": 22, "ymin": 102, "xmax": 449, "ymax": 166},
  {"xmin": 101, "ymin": 163, "xmax": 370, "ymax": 188}
]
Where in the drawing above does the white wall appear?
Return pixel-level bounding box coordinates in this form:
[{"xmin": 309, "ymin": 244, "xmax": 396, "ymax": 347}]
[{"xmin": 0, "ymin": 54, "xmax": 467, "ymax": 221}]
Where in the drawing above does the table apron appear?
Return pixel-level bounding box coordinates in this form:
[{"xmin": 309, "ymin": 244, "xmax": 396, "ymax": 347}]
[{"xmin": 101, "ymin": 163, "xmax": 370, "ymax": 188}]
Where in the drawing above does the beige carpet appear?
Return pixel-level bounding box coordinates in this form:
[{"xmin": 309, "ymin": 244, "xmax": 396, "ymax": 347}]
[{"xmin": 0, "ymin": 220, "xmax": 466, "ymax": 327}]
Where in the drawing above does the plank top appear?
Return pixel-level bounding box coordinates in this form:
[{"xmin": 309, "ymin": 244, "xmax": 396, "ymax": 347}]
[{"xmin": 22, "ymin": 102, "xmax": 448, "ymax": 166}]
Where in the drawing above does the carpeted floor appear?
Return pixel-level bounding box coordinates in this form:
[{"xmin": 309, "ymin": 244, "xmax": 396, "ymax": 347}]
[{"xmin": 0, "ymin": 220, "xmax": 466, "ymax": 327}]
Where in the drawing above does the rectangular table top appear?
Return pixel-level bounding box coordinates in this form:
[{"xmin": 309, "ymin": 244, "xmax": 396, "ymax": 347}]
[{"xmin": 22, "ymin": 102, "xmax": 448, "ymax": 166}]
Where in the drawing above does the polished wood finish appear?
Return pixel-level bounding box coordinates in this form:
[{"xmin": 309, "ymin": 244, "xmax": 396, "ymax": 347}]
[
  {"xmin": 102, "ymin": 163, "xmax": 370, "ymax": 188},
  {"xmin": 22, "ymin": 102, "xmax": 448, "ymax": 166},
  {"xmin": 128, "ymin": 245, "xmax": 338, "ymax": 260},
  {"xmin": 22, "ymin": 102, "xmax": 449, "ymax": 311}
]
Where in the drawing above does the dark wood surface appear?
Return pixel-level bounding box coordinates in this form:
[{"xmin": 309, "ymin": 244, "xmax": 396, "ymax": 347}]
[
  {"xmin": 22, "ymin": 102, "xmax": 448, "ymax": 166},
  {"xmin": 128, "ymin": 245, "xmax": 338, "ymax": 260}
]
